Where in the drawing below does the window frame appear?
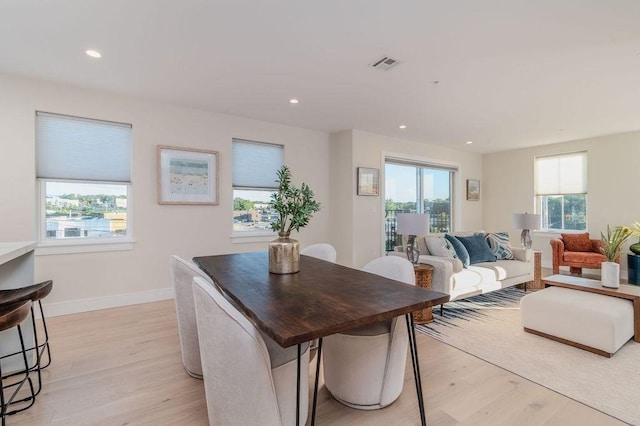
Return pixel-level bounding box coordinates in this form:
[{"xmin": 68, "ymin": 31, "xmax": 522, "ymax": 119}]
[
  {"xmin": 35, "ymin": 111, "xmax": 133, "ymax": 255},
  {"xmin": 384, "ymin": 157, "xmax": 458, "ymax": 252},
  {"xmin": 36, "ymin": 179, "xmax": 134, "ymax": 254},
  {"xmin": 534, "ymin": 151, "xmax": 588, "ymax": 233},
  {"xmin": 231, "ymin": 139, "xmax": 284, "ymax": 242}
]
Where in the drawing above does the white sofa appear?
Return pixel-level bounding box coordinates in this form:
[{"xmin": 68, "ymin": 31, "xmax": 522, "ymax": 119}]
[{"xmin": 393, "ymin": 231, "xmax": 535, "ymax": 302}]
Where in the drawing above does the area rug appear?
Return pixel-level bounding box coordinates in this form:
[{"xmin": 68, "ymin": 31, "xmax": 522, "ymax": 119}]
[{"xmin": 416, "ymin": 287, "xmax": 639, "ymax": 425}]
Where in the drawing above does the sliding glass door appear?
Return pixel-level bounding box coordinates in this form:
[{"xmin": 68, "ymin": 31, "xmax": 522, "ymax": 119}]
[{"xmin": 384, "ymin": 160, "xmax": 455, "ymax": 252}]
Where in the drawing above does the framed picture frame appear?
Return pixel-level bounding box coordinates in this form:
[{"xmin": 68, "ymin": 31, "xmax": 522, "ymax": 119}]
[
  {"xmin": 467, "ymin": 179, "xmax": 480, "ymax": 201},
  {"xmin": 157, "ymin": 145, "xmax": 219, "ymax": 205},
  {"xmin": 357, "ymin": 167, "xmax": 379, "ymax": 196}
]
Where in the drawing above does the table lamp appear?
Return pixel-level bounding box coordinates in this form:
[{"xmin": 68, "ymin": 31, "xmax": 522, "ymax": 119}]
[
  {"xmin": 512, "ymin": 212, "xmax": 541, "ymax": 249},
  {"xmin": 396, "ymin": 213, "xmax": 430, "ymax": 264}
]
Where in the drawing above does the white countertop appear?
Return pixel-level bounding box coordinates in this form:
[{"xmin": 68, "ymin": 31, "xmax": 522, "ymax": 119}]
[{"xmin": 0, "ymin": 241, "xmax": 37, "ymax": 266}]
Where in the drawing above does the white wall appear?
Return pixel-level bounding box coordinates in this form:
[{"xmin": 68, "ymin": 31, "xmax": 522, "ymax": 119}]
[
  {"xmin": 330, "ymin": 129, "xmax": 484, "ymax": 268},
  {"xmin": 0, "ymin": 74, "xmax": 331, "ymax": 314},
  {"xmin": 483, "ymin": 132, "xmax": 640, "ymax": 271},
  {"xmin": 328, "ymin": 130, "xmax": 354, "ymax": 266}
]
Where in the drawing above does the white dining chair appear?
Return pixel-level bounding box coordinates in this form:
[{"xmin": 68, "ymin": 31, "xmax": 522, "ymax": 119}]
[
  {"xmin": 169, "ymin": 255, "xmax": 214, "ymax": 379},
  {"xmin": 322, "ymin": 255, "xmax": 415, "ymax": 410},
  {"xmin": 300, "ymin": 243, "xmax": 337, "ymax": 263},
  {"xmin": 192, "ymin": 276, "xmax": 310, "ymax": 426},
  {"xmin": 300, "ymin": 243, "xmax": 337, "ymax": 360}
]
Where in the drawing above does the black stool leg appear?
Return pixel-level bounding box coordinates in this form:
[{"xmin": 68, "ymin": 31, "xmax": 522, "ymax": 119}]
[
  {"xmin": 1, "ymin": 324, "xmax": 36, "ymax": 422},
  {"xmin": 2, "ymin": 305, "xmax": 43, "ymax": 397},
  {"xmin": 0, "ymin": 355, "xmax": 5, "ymax": 426},
  {"xmin": 37, "ymin": 300, "xmax": 52, "ymax": 370}
]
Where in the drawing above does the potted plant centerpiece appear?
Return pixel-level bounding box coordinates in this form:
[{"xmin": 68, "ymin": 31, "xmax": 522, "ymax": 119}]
[
  {"xmin": 268, "ymin": 165, "xmax": 321, "ymax": 274},
  {"xmin": 600, "ymin": 225, "xmax": 630, "ymax": 288},
  {"xmin": 600, "ymin": 223, "xmax": 640, "ymax": 287}
]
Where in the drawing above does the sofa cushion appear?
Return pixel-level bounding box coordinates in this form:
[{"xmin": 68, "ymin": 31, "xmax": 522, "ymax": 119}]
[
  {"xmin": 512, "ymin": 247, "xmax": 532, "ymax": 262},
  {"xmin": 485, "ymin": 232, "xmax": 515, "ymax": 260},
  {"xmin": 561, "ymin": 232, "xmax": 592, "ymax": 252},
  {"xmin": 564, "ymin": 251, "xmax": 606, "ymax": 263},
  {"xmin": 456, "ymin": 234, "xmax": 496, "ymax": 264},
  {"xmin": 452, "ymin": 266, "xmax": 496, "ymax": 291},
  {"xmin": 425, "ymin": 236, "xmax": 456, "ymax": 258},
  {"xmin": 475, "ymin": 259, "xmax": 532, "ymax": 280},
  {"xmin": 445, "ymin": 234, "xmax": 470, "ymax": 267}
]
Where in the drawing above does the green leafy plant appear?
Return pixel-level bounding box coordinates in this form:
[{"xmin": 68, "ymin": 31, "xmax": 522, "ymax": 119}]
[
  {"xmin": 270, "ymin": 166, "xmax": 321, "ymax": 236},
  {"xmin": 600, "ymin": 225, "xmax": 633, "ymax": 262}
]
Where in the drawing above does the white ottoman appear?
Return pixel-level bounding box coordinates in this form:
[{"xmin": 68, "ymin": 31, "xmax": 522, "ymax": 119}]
[{"xmin": 520, "ymin": 287, "xmax": 634, "ymax": 357}]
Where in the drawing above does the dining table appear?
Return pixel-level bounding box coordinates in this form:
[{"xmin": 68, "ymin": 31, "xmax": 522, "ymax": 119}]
[{"xmin": 193, "ymin": 252, "xmax": 450, "ymax": 426}]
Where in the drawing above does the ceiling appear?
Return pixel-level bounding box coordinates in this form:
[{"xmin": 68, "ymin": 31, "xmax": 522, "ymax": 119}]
[{"xmin": 2, "ymin": 0, "xmax": 640, "ymax": 154}]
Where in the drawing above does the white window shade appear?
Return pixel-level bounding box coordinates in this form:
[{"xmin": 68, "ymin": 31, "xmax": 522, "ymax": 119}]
[
  {"xmin": 232, "ymin": 139, "xmax": 284, "ymax": 189},
  {"xmin": 36, "ymin": 112, "xmax": 132, "ymax": 182},
  {"xmin": 535, "ymin": 152, "xmax": 587, "ymax": 195}
]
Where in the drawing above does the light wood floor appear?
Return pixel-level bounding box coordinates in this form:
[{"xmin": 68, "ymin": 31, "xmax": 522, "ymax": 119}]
[{"xmin": 8, "ymin": 298, "xmax": 626, "ymax": 426}]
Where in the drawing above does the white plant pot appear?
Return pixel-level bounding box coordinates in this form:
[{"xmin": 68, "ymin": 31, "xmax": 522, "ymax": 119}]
[{"xmin": 601, "ymin": 261, "xmax": 620, "ymax": 288}]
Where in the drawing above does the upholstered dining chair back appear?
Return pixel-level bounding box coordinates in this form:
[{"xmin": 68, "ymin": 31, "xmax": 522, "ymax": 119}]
[
  {"xmin": 361, "ymin": 255, "xmax": 416, "ymax": 286},
  {"xmin": 169, "ymin": 255, "xmax": 213, "ymax": 378},
  {"xmin": 322, "ymin": 255, "xmax": 415, "ymax": 410},
  {"xmin": 300, "ymin": 243, "xmax": 337, "ymax": 263},
  {"xmin": 300, "ymin": 243, "xmax": 337, "ymax": 360},
  {"xmin": 192, "ymin": 276, "xmax": 309, "ymax": 426}
]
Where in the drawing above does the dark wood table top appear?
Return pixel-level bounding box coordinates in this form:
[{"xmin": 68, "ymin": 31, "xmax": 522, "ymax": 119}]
[{"xmin": 193, "ymin": 252, "xmax": 450, "ymax": 347}]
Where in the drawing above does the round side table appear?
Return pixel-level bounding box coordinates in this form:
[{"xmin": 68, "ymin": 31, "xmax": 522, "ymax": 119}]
[{"xmin": 413, "ymin": 264, "xmax": 434, "ymax": 324}]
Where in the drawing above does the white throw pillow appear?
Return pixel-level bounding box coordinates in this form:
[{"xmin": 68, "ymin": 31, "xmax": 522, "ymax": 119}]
[{"xmin": 425, "ymin": 236, "xmax": 457, "ymax": 258}]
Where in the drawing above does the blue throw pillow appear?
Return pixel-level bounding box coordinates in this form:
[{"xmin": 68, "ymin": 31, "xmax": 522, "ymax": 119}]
[
  {"xmin": 445, "ymin": 234, "xmax": 470, "ymax": 267},
  {"xmin": 456, "ymin": 234, "xmax": 497, "ymax": 264}
]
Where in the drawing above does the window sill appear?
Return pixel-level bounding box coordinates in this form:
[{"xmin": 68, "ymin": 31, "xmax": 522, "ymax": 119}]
[
  {"xmin": 36, "ymin": 239, "xmax": 135, "ymax": 255},
  {"xmin": 231, "ymin": 231, "xmax": 277, "ymax": 244},
  {"xmin": 532, "ymin": 230, "xmax": 588, "ymax": 238}
]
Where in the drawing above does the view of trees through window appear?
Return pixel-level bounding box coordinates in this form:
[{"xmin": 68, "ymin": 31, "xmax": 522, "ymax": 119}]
[
  {"xmin": 44, "ymin": 181, "xmax": 128, "ymax": 240},
  {"xmin": 384, "ymin": 162, "xmax": 453, "ymax": 251},
  {"xmin": 540, "ymin": 194, "xmax": 586, "ymax": 231},
  {"xmin": 535, "ymin": 152, "xmax": 587, "ymax": 232}
]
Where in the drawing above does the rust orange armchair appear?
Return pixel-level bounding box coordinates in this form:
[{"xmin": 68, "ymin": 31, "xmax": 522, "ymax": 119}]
[{"xmin": 550, "ymin": 233, "xmax": 615, "ymax": 275}]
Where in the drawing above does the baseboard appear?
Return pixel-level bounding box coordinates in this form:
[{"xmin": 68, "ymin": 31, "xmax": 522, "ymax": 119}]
[{"xmin": 41, "ymin": 287, "xmax": 175, "ymax": 318}]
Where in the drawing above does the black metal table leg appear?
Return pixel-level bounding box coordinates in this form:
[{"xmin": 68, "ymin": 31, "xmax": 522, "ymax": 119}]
[
  {"xmin": 406, "ymin": 313, "xmax": 426, "ymax": 426},
  {"xmin": 296, "ymin": 343, "xmax": 301, "ymax": 426},
  {"xmin": 311, "ymin": 338, "xmax": 323, "ymax": 426}
]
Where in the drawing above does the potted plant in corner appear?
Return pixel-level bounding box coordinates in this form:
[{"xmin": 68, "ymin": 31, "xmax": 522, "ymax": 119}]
[
  {"xmin": 268, "ymin": 165, "xmax": 321, "ymax": 274},
  {"xmin": 629, "ymin": 221, "xmax": 640, "ymax": 255}
]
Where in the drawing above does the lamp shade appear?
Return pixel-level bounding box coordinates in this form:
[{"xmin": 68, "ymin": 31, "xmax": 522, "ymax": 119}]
[
  {"xmin": 396, "ymin": 213, "xmax": 430, "ymax": 236},
  {"xmin": 512, "ymin": 213, "xmax": 541, "ymax": 230}
]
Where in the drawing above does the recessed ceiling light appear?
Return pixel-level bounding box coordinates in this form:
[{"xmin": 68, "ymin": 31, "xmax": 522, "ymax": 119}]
[
  {"xmin": 398, "ymin": 124, "xmax": 407, "ymax": 129},
  {"xmin": 85, "ymin": 50, "xmax": 102, "ymax": 58},
  {"xmin": 289, "ymin": 98, "xmax": 299, "ymax": 104},
  {"xmin": 466, "ymin": 141, "xmax": 473, "ymax": 144}
]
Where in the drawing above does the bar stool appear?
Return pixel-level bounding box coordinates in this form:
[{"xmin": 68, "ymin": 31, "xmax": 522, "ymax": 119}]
[
  {"xmin": 0, "ymin": 280, "xmax": 53, "ymax": 396},
  {"xmin": 0, "ymin": 300, "xmax": 36, "ymax": 426}
]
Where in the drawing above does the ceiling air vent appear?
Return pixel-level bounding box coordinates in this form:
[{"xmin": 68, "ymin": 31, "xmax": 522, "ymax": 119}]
[{"xmin": 370, "ymin": 55, "xmax": 400, "ymax": 71}]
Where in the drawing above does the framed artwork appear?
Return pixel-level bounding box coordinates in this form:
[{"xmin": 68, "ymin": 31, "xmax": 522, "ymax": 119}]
[
  {"xmin": 467, "ymin": 179, "xmax": 480, "ymax": 201},
  {"xmin": 357, "ymin": 167, "xmax": 379, "ymax": 196},
  {"xmin": 157, "ymin": 145, "xmax": 219, "ymax": 205}
]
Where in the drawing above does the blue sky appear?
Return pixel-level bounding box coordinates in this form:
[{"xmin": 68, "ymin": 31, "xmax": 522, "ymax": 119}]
[
  {"xmin": 46, "ymin": 181, "xmax": 127, "ymax": 196},
  {"xmin": 385, "ymin": 164, "xmax": 450, "ymax": 202}
]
